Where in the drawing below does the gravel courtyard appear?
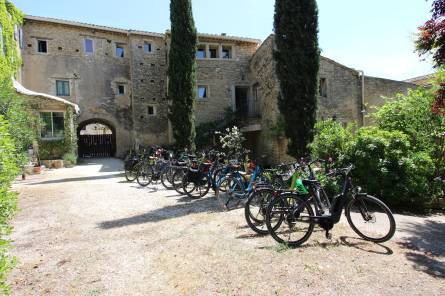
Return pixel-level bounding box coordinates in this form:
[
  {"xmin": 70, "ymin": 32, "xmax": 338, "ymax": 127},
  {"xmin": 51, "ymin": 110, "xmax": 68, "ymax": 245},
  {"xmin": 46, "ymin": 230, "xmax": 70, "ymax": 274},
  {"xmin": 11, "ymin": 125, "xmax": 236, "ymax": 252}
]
[{"xmin": 8, "ymin": 158, "xmax": 445, "ymax": 295}]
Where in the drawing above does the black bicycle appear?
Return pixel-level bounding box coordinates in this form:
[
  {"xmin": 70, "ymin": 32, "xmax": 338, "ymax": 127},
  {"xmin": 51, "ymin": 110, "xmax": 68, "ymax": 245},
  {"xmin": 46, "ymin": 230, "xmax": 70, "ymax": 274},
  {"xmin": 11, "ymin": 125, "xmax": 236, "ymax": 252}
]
[{"xmin": 265, "ymin": 164, "xmax": 396, "ymax": 247}]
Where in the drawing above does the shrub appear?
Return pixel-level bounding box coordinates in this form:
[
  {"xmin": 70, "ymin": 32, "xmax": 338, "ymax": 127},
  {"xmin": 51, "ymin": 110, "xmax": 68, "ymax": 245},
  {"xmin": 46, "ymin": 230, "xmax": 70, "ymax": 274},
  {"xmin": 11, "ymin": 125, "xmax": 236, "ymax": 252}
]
[
  {"xmin": 345, "ymin": 127, "xmax": 437, "ymax": 211},
  {"xmin": 309, "ymin": 120, "xmax": 355, "ymax": 161},
  {"xmin": 62, "ymin": 153, "xmax": 77, "ymax": 164},
  {"xmin": 38, "ymin": 140, "xmax": 65, "ymax": 160}
]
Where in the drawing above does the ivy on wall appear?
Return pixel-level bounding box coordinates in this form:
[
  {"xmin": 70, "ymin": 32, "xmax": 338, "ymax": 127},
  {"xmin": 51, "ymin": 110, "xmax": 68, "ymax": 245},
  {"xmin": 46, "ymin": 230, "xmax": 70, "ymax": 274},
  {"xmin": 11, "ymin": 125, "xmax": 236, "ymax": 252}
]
[
  {"xmin": 0, "ymin": 0, "xmax": 23, "ymax": 83},
  {"xmin": 0, "ymin": 2, "xmax": 26, "ymax": 294}
]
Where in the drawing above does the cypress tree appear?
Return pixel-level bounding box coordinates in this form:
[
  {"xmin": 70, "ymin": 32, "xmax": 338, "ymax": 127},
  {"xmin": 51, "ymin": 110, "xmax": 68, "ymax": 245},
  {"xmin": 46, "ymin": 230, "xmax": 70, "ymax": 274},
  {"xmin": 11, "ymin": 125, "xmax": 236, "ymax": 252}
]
[
  {"xmin": 168, "ymin": 0, "xmax": 198, "ymax": 150},
  {"xmin": 274, "ymin": 0, "xmax": 320, "ymax": 157}
]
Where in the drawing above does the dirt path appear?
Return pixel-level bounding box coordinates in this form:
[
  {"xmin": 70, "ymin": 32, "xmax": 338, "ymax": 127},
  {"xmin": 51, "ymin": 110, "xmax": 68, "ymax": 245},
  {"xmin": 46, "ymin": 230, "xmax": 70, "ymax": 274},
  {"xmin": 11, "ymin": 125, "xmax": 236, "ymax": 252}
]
[{"xmin": 8, "ymin": 158, "xmax": 445, "ymax": 295}]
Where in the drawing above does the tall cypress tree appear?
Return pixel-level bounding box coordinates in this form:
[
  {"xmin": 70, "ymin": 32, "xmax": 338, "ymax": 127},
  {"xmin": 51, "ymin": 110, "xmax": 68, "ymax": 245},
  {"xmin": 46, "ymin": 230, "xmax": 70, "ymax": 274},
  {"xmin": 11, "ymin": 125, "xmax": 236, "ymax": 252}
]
[
  {"xmin": 168, "ymin": 0, "xmax": 198, "ymax": 150},
  {"xmin": 274, "ymin": 0, "xmax": 320, "ymax": 157}
]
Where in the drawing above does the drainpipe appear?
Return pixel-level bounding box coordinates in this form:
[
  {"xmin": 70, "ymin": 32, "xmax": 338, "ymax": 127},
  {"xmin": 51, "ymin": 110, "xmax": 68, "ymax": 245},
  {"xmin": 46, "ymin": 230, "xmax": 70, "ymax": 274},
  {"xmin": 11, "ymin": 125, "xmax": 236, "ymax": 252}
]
[{"xmin": 357, "ymin": 70, "xmax": 366, "ymax": 126}]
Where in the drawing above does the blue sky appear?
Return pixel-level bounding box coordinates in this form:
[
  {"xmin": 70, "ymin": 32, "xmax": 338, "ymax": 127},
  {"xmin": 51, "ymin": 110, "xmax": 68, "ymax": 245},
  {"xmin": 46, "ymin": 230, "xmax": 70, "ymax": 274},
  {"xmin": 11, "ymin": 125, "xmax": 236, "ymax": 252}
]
[{"xmin": 11, "ymin": 0, "xmax": 434, "ymax": 80}]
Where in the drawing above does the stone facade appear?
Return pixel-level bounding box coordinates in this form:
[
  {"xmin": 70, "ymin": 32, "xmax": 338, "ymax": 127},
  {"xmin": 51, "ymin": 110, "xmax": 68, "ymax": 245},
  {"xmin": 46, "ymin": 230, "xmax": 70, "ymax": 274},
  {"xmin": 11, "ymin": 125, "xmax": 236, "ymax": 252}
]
[
  {"xmin": 19, "ymin": 16, "xmax": 419, "ymax": 162},
  {"xmin": 249, "ymin": 35, "xmax": 417, "ymax": 164}
]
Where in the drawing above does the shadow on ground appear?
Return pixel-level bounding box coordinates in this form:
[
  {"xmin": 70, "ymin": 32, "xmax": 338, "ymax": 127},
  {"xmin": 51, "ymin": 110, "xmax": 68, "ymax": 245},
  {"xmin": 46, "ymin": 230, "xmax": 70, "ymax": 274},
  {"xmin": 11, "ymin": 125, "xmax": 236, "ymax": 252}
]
[
  {"xmin": 31, "ymin": 173, "xmax": 124, "ymax": 185},
  {"xmin": 98, "ymin": 197, "xmax": 223, "ymax": 229},
  {"xmin": 397, "ymin": 219, "xmax": 445, "ymax": 278},
  {"xmin": 255, "ymin": 236, "xmax": 394, "ymax": 255}
]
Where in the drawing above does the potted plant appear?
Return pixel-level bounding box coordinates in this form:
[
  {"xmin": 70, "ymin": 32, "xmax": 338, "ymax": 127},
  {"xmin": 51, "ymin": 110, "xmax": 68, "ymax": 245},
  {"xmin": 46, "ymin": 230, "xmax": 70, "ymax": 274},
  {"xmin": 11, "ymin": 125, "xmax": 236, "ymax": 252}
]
[{"xmin": 63, "ymin": 153, "xmax": 77, "ymax": 168}]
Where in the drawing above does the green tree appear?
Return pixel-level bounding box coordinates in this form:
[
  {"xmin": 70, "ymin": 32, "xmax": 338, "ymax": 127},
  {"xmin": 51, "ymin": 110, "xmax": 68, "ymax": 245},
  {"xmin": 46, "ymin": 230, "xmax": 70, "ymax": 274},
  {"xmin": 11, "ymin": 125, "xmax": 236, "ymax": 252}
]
[
  {"xmin": 274, "ymin": 0, "xmax": 320, "ymax": 157},
  {"xmin": 168, "ymin": 0, "xmax": 198, "ymax": 150}
]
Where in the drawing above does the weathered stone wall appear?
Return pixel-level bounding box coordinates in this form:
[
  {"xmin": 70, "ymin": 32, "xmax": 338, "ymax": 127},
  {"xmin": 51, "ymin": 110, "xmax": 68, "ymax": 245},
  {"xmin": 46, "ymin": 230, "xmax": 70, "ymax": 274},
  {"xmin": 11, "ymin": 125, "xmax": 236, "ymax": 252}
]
[
  {"xmin": 318, "ymin": 57, "xmax": 362, "ymax": 125},
  {"xmin": 21, "ymin": 19, "xmax": 134, "ymax": 156},
  {"xmin": 363, "ymin": 76, "xmax": 417, "ymax": 125},
  {"xmin": 194, "ymin": 37, "xmax": 258, "ymax": 124},
  {"xmin": 129, "ymin": 34, "xmax": 169, "ymax": 146}
]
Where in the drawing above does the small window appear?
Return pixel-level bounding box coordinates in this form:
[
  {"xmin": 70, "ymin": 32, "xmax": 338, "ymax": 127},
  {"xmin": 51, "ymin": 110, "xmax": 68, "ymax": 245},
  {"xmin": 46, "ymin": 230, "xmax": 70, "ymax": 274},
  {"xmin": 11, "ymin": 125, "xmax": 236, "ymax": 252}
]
[
  {"xmin": 40, "ymin": 112, "xmax": 65, "ymax": 139},
  {"xmin": 117, "ymin": 84, "xmax": 125, "ymax": 95},
  {"xmin": 18, "ymin": 28, "xmax": 24, "ymax": 49},
  {"xmin": 37, "ymin": 40, "xmax": 47, "ymax": 53},
  {"xmin": 0, "ymin": 24, "xmax": 4, "ymax": 56},
  {"xmin": 222, "ymin": 45, "xmax": 232, "ymax": 59},
  {"xmin": 148, "ymin": 105, "xmax": 156, "ymax": 116},
  {"xmin": 197, "ymin": 86, "xmax": 208, "ymax": 100},
  {"xmin": 56, "ymin": 80, "xmax": 70, "ymax": 96},
  {"xmin": 84, "ymin": 38, "xmax": 94, "ymax": 54},
  {"xmin": 116, "ymin": 44, "xmax": 125, "ymax": 58},
  {"xmin": 209, "ymin": 45, "xmax": 219, "ymax": 59},
  {"xmin": 319, "ymin": 78, "xmax": 327, "ymax": 98},
  {"xmin": 196, "ymin": 44, "xmax": 206, "ymax": 59},
  {"xmin": 144, "ymin": 42, "xmax": 152, "ymax": 53}
]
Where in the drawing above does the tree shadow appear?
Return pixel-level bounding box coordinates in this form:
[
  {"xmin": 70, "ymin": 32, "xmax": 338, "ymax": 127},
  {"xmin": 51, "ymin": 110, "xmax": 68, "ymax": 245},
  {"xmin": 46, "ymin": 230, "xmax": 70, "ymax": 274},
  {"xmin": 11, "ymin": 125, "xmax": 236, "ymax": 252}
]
[
  {"xmin": 30, "ymin": 173, "xmax": 124, "ymax": 185},
  {"xmin": 397, "ymin": 220, "xmax": 445, "ymax": 278},
  {"xmin": 97, "ymin": 197, "xmax": 223, "ymax": 229}
]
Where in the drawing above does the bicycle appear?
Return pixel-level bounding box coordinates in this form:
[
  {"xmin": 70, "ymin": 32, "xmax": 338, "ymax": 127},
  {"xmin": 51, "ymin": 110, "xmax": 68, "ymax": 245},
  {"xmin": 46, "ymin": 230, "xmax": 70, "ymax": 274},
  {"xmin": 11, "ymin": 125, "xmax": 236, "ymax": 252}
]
[{"xmin": 265, "ymin": 164, "xmax": 396, "ymax": 247}]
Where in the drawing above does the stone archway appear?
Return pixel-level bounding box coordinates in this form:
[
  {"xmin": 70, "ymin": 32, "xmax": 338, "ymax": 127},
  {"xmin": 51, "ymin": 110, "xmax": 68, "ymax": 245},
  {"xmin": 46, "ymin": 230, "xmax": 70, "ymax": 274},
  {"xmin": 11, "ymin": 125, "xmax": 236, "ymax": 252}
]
[{"xmin": 77, "ymin": 119, "xmax": 117, "ymax": 158}]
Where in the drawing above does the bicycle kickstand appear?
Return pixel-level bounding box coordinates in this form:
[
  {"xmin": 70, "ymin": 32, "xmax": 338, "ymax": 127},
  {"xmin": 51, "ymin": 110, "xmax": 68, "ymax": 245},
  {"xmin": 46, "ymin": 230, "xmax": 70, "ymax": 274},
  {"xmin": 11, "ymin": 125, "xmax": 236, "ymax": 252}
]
[{"xmin": 325, "ymin": 230, "xmax": 332, "ymax": 240}]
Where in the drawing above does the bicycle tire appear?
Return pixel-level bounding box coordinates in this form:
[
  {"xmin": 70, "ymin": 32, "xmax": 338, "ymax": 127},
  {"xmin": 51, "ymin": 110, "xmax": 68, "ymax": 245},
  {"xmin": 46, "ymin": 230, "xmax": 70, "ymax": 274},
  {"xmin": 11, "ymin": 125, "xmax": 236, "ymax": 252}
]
[
  {"xmin": 345, "ymin": 195, "xmax": 396, "ymax": 243},
  {"xmin": 266, "ymin": 193, "xmax": 315, "ymax": 247}
]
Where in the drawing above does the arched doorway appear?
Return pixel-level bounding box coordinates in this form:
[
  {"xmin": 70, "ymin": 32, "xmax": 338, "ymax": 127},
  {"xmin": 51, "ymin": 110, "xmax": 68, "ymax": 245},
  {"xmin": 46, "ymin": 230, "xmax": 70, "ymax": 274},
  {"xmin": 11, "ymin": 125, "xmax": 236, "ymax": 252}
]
[{"xmin": 77, "ymin": 119, "xmax": 116, "ymax": 158}]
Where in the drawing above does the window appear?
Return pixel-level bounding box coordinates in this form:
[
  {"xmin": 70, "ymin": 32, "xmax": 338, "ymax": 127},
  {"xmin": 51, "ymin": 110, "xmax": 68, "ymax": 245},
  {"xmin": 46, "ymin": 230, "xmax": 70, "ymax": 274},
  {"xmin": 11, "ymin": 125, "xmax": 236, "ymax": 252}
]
[
  {"xmin": 116, "ymin": 44, "xmax": 125, "ymax": 58},
  {"xmin": 84, "ymin": 38, "xmax": 94, "ymax": 54},
  {"xmin": 0, "ymin": 24, "xmax": 4, "ymax": 56},
  {"xmin": 117, "ymin": 84, "xmax": 125, "ymax": 95},
  {"xmin": 144, "ymin": 42, "xmax": 152, "ymax": 53},
  {"xmin": 56, "ymin": 80, "xmax": 70, "ymax": 96},
  {"xmin": 197, "ymin": 86, "xmax": 208, "ymax": 100},
  {"xmin": 18, "ymin": 28, "xmax": 24, "ymax": 49},
  {"xmin": 319, "ymin": 78, "xmax": 327, "ymax": 98},
  {"xmin": 222, "ymin": 45, "xmax": 232, "ymax": 59},
  {"xmin": 209, "ymin": 45, "xmax": 219, "ymax": 59},
  {"xmin": 147, "ymin": 105, "xmax": 156, "ymax": 116},
  {"xmin": 37, "ymin": 39, "xmax": 47, "ymax": 53},
  {"xmin": 196, "ymin": 44, "xmax": 206, "ymax": 59},
  {"xmin": 40, "ymin": 112, "xmax": 64, "ymax": 139}
]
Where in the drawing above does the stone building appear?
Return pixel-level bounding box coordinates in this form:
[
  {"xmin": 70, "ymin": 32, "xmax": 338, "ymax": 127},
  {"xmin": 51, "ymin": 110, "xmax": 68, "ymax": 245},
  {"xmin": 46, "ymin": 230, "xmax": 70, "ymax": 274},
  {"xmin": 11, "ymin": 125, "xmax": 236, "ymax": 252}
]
[{"xmin": 18, "ymin": 16, "xmax": 417, "ymax": 162}]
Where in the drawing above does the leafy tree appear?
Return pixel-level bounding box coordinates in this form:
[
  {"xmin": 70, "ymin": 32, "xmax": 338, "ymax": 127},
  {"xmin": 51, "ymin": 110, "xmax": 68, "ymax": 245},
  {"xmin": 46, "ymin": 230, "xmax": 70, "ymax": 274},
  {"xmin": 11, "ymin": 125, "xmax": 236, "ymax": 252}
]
[
  {"xmin": 416, "ymin": 0, "xmax": 445, "ymax": 115},
  {"xmin": 168, "ymin": 0, "xmax": 198, "ymax": 150},
  {"xmin": 274, "ymin": 0, "xmax": 320, "ymax": 157}
]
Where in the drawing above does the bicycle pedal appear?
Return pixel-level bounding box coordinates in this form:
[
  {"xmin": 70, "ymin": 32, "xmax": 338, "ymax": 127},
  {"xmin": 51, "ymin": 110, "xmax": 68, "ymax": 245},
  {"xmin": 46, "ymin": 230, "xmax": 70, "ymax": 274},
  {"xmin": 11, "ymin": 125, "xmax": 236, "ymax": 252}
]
[{"xmin": 325, "ymin": 231, "xmax": 332, "ymax": 240}]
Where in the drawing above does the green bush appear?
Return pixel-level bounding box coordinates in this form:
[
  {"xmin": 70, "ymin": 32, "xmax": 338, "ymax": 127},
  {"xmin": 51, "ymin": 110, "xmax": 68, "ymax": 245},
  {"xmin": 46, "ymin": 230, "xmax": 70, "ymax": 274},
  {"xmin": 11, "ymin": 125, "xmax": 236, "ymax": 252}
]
[
  {"xmin": 309, "ymin": 120, "xmax": 355, "ymax": 161},
  {"xmin": 62, "ymin": 152, "xmax": 77, "ymax": 164},
  {"xmin": 345, "ymin": 127, "xmax": 437, "ymax": 210},
  {"xmin": 38, "ymin": 140, "xmax": 65, "ymax": 160}
]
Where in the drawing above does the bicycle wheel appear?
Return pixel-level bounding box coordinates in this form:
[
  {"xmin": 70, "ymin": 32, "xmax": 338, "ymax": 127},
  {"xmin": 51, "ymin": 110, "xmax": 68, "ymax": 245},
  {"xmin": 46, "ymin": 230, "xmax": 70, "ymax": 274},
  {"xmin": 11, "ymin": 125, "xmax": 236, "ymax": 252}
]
[
  {"xmin": 266, "ymin": 193, "xmax": 315, "ymax": 247},
  {"xmin": 183, "ymin": 174, "xmax": 210, "ymax": 199},
  {"xmin": 225, "ymin": 177, "xmax": 245, "ymax": 210},
  {"xmin": 125, "ymin": 168, "xmax": 137, "ymax": 182},
  {"xmin": 345, "ymin": 195, "xmax": 396, "ymax": 243},
  {"xmin": 172, "ymin": 169, "xmax": 186, "ymax": 195},
  {"xmin": 245, "ymin": 188, "xmax": 276, "ymax": 235},
  {"xmin": 137, "ymin": 166, "xmax": 153, "ymax": 187},
  {"xmin": 161, "ymin": 168, "xmax": 174, "ymax": 190}
]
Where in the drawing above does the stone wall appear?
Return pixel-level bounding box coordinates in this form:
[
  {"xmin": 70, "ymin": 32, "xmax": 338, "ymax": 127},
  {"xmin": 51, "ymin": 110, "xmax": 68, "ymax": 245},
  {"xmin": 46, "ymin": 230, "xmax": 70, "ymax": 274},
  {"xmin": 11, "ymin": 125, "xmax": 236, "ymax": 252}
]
[
  {"xmin": 193, "ymin": 37, "xmax": 258, "ymax": 124},
  {"xmin": 249, "ymin": 35, "xmax": 418, "ymax": 164},
  {"xmin": 21, "ymin": 19, "xmax": 134, "ymax": 156},
  {"xmin": 129, "ymin": 34, "xmax": 169, "ymax": 146},
  {"xmin": 363, "ymin": 76, "xmax": 417, "ymax": 125}
]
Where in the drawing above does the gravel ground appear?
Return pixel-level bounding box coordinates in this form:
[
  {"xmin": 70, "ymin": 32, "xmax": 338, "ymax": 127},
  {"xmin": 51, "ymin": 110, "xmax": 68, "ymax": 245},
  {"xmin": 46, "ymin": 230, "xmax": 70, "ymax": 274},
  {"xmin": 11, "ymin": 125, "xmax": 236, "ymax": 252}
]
[{"xmin": 8, "ymin": 158, "xmax": 445, "ymax": 295}]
